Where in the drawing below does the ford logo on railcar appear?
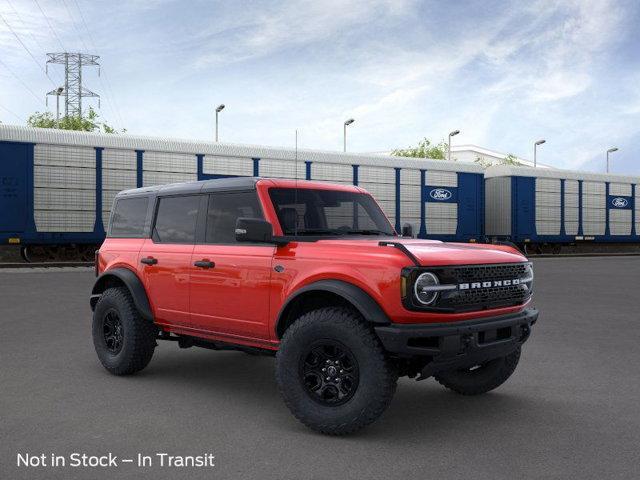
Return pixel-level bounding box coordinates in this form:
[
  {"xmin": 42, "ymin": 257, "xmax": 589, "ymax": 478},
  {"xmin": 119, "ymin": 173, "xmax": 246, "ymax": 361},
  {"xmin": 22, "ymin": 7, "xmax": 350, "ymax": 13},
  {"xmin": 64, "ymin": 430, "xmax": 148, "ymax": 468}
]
[
  {"xmin": 429, "ymin": 188, "xmax": 452, "ymax": 200},
  {"xmin": 611, "ymin": 197, "xmax": 628, "ymax": 208}
]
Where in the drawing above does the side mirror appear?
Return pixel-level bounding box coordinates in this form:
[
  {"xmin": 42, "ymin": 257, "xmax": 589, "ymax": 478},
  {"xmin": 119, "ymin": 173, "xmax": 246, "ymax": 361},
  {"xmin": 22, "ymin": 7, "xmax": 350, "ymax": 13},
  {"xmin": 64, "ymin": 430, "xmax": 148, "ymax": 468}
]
[
  {"xmin": 235, "ymin": 218, "xmax": 274, "ymax": 243},
  {"xmin": 235, "ymin": 218, "xmax": 288, "ymax": 245},
  {"xmin": 401, "ymin": 223, "xmax": 414, "ymax": 238}
]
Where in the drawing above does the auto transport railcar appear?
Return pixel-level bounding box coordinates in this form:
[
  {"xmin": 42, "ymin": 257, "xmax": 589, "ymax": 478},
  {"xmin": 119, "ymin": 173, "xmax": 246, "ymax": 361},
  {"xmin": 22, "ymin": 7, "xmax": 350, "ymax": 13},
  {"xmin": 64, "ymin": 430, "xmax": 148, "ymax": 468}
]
[
  {"xmin": 0, "ymin": 125, "xmax": 484, "ymax": 261},
  {"xmin": 485, "ymin": 165, "xmax": 640, "ymax": 254}
]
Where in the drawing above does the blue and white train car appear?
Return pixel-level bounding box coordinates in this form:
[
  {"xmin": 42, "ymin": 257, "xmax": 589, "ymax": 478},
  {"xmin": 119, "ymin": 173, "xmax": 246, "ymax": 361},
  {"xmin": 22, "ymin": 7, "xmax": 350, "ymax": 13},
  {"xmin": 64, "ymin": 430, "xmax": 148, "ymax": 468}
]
[
  {"xmin": 485, "ymin": 165, "xmax": 640, "ymax": 253},
  {"xmin": 0, "ymin": 125, "xmax": 484, "ymax": 260}
]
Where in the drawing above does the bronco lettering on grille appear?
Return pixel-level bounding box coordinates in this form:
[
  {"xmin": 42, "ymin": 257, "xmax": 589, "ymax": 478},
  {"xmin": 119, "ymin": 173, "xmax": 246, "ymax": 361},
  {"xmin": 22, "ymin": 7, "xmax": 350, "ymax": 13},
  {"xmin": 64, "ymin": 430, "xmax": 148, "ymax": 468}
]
[{"xmin": 459, "ymin": 279, "xmax": 521, "ymax": 290}]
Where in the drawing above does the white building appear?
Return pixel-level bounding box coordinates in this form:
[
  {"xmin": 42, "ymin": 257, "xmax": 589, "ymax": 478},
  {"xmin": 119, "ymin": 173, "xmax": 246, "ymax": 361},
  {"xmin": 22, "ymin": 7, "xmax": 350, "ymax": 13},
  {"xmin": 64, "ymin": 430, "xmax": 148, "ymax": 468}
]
[
  {"xmin": 450, "ymin": 145, "xmax": 552, "ymax": 169},
  {"xmin": 369, "ymin": 145, "xmax": 553, "ymax": 169}
]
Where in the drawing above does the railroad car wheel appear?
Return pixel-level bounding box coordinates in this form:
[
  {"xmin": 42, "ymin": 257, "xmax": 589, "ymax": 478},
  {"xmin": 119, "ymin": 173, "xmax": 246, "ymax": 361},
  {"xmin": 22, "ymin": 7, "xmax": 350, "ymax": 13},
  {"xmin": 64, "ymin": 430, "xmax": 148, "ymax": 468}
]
[
  {"xmin": 275, "ymin": 307, "xmax": 397, "ymax": 435},
  {"xmin": 434, "ymin": 347, "xmax": 521, "ymax": 396},
  {"xmin": 92, "ymin": 287, "xmax": 158, "ymax": 375}
]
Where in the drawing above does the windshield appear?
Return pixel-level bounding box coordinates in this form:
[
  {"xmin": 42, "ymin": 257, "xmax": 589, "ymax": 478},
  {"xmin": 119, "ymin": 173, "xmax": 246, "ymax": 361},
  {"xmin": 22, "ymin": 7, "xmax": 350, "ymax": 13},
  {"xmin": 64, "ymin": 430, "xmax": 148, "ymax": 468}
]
[{"xmin": 269, "ymin": 188, "xmax": 396, "ymax": 238}]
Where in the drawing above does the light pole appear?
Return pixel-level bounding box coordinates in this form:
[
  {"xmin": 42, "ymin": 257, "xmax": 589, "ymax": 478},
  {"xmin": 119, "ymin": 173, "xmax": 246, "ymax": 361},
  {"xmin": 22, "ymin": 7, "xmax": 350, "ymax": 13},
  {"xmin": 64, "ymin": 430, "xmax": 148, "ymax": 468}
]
[
  {"xmin": 533, "ymin": 139, "xmax": 546, "ymax": 167},
  {"xmin": 448, "ymin": 129, "xmax": 460, "ymax": 161},
  {"xmin": 343, "ymin": 118, "xmax": 355, "ymax": 152},
  {"xmin": 55, "ymin": 87, "xmax": 64, "ymax": 127},
  {"xmin": 215, "ymin": 104, "xmax": 225, "ymax": 142},
  {"xmin": 606, "ymin": 147, "xmax": 618, "ymax": 173}
]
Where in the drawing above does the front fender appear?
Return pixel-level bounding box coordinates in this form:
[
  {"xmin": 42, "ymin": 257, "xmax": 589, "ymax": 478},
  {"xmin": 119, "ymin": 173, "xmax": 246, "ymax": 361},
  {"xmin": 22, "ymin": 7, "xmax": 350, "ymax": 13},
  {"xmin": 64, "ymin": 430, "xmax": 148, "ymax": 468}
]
[
  {"xmin": 275, "ymin": 279, "xmax": 391, "ymax": 338},
  {"xmin": 90, "ymin": 268, "xmax": 153, "ymax": 321}
]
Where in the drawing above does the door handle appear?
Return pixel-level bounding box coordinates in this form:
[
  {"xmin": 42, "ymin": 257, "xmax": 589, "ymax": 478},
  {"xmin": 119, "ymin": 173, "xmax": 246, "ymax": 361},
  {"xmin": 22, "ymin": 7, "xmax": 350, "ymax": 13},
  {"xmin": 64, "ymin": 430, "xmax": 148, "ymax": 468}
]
[
  {"xmin": 194, "ymin": 260, "xmax": 215, "ymax": 269},
  {"xmin": 140, "ymin": 257, "xmax": 158, "ymax": 265}
]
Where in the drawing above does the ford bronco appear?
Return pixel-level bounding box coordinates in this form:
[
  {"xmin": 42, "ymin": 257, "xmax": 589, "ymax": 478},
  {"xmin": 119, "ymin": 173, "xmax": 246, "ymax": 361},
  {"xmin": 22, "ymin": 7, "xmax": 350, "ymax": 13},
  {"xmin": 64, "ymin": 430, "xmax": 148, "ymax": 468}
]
[{"xmin": 90, "ymin": 177, "xmax": 537, "ymax": 435}]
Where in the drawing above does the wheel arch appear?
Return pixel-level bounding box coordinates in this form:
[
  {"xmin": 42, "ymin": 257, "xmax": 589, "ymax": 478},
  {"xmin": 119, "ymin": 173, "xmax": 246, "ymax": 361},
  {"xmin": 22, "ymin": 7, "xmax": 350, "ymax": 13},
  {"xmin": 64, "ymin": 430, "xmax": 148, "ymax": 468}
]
[
  {"xmin": 275, "ymin": 279, "xmax": 391, "ymax": 339},
  {"xmin": 90, "ymin": 268, "xmax": 153, "ymax": 321}
]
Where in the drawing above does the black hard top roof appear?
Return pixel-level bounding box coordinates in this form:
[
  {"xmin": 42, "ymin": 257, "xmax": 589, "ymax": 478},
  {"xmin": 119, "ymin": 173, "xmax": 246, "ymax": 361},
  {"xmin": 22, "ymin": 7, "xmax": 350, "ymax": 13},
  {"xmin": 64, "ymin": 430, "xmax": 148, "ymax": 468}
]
[{"xmin": 116, "ymin": 177, "xmax": 261, "ymax": 198}]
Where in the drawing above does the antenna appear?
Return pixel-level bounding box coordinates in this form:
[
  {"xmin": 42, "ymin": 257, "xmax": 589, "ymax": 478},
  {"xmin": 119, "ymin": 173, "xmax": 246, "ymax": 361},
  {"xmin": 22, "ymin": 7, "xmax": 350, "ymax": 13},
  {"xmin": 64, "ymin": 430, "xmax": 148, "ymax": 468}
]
[{"xmin": 294, "ymin": 129, "xmax": 299, "ymax": 237}]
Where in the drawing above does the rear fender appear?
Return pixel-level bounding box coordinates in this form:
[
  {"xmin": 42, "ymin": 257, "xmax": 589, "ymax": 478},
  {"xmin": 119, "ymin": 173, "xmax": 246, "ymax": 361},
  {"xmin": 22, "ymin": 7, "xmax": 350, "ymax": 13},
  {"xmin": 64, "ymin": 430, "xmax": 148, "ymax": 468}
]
[{"xmin": 90, "ymin": 267, "xmax": 153, "ymax": 321}]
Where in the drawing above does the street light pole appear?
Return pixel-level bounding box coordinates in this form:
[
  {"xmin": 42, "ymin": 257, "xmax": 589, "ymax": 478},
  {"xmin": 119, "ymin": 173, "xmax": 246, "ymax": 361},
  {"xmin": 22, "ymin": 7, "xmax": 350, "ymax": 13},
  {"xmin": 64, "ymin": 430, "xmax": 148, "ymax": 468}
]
[
  {"xmin": 215, "ymin": 104, "xmax": 225, "ymax": 142},
  {"xmin": 448, "ymin": 130, "xmax": 460, "ymax": 161},
  {"xmin": 534, "ymin": 139, "xmax": 546, "ymax": 167},
  {"xmin": 55, "ymin": 87, "xmax": 64, "ymax": 127},
  {"xmin": 606, "ymin": 147, "xmax": 618, "ymax": 173},
  {"xmin": 343, "ymin": 118, "xmax": 355, "ymax": 152}
]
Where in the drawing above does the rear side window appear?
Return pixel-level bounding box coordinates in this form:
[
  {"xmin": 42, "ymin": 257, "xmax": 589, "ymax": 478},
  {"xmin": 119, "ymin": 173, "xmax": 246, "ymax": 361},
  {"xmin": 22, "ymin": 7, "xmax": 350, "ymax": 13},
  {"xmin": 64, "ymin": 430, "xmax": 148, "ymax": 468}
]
[
  {"xmin": 153, "ymin": 195, "xmax": 200, "ymax": 244},
  {"xmin": 205, "ymin": 192, "xmax": 263, "ymax": 244},
  {"xmin": 109, "ymin": 197, "xmax": 149, "ymax": 237}
]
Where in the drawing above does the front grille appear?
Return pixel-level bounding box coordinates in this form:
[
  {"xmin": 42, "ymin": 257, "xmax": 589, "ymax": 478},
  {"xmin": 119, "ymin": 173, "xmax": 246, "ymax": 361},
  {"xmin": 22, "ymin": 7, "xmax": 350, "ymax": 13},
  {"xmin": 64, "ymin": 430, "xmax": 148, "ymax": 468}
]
[
  {"xmin": 447, "ymin": 284, "xmax": 527, "ymax": 309},
  {"xmin": 450, "ymin": 263, "xmax": 529, "ymax": 283},
  {"xmin": 405, "ymin": 263, "xmax": 533, "ymax": 313}
]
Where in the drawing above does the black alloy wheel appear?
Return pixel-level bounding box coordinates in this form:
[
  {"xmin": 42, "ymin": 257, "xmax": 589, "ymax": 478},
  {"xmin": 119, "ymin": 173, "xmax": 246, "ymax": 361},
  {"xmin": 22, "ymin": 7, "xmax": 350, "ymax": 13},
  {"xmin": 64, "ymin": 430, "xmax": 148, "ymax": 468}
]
[
  {"xmin": 102, "ymin": 309, "xmax": 124, "ymax": 354},
  {"xmin": 299, "ymin": 340, "xmax": 359, "ymax": 406}
]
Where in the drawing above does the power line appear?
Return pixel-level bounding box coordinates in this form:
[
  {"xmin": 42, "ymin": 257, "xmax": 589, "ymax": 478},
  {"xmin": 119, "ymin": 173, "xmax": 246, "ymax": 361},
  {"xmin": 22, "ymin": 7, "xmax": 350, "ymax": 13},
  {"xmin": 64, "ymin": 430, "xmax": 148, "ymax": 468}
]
[
  {"xmin": 0, "ymin": 57, "xmax": 46, "ymax": 105},
  {"xmin": 69, "ymin": 0, "xmax": 126, "ymax": 128},
  {"xmin": 0, "ymin": 103, "xmax": 24, "ymax": 122},
  {"xmin": 5, "ymin": 0, "xmax": 65, "ymax": 85},
  {"xmin": 60, "ymin": 0, "xmax": 90, "ymax": 52},
  {"xmin": 0, "ymin": 12, "xmax": 57, "ymax": 88},
  {"xmin": 33, "ymin": 0, "xmax": 66, "ymax": 52}
]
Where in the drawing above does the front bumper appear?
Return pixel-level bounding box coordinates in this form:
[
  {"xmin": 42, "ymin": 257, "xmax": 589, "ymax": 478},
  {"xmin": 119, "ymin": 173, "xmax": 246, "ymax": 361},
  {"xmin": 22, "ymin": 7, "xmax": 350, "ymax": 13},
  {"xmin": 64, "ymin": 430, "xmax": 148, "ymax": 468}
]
[{"xmin": 374, "ymin": 308, "xmax": 538, "ymax": 379}]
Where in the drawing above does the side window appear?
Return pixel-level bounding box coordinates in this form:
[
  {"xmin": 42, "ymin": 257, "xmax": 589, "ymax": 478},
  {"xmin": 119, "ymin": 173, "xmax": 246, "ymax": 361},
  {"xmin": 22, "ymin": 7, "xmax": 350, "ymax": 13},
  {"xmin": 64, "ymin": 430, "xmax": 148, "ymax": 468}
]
[
  {"xmin": 109, "ymin": 197, "xmax": 149, "ymax": 237},
  {"xmin": 205, "ymin": 192, "xmax": 263, "ymax": 244},
  {"xmin": 153, "ymin": 195, "xmax": 200, "ymax": 244}
]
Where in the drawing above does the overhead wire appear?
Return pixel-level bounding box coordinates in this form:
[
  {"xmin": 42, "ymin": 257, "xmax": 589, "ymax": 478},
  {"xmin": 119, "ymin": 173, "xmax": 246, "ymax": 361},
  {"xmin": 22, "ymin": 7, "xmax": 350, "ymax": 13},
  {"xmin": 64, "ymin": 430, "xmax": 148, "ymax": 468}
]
[
  {"xmin": 0, "ymin": 57, "xmax": 46, "ymax": 105},
  {"xmin": 69, "ymin": 0, "xmax": 126, "ymax": 129},
  {"xmin": 5, "ymin": 0, "xmax": 64, "ymax": 85},
  {"xmin": 0, "ymin": 102, "xmax": 25, "ymax": 122},
  {"xmin": 33, "ymin": 0, "xmax": 66, "ymax": 52},
  {"xmin": 0, "ymin": 12, "xmax": 58, "ymax": 88}
]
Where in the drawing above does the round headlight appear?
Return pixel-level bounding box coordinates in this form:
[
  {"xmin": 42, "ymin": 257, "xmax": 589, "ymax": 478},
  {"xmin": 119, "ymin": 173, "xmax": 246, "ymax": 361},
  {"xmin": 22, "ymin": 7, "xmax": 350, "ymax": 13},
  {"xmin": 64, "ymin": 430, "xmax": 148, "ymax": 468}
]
[{"xmin": 414, "ymin": 272, "xmax": 440, "ymax": 305}]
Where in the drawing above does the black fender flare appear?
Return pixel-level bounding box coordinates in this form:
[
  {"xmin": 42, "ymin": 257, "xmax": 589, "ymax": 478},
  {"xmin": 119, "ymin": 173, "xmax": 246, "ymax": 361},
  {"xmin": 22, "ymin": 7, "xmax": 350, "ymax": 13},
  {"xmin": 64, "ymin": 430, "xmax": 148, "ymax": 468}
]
[
  {"xmin": 275, "ymin": 279, "xmax": 391, "ymax": 338},
  {"xmin": 90, "ymin": 268, "xmax": 153, "ymax": 321}
]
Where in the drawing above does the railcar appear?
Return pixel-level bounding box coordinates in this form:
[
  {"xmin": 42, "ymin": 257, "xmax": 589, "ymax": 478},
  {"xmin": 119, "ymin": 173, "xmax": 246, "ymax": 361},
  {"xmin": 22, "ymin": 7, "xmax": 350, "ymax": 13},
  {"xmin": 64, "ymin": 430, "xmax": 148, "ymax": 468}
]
[
  {"xmin": 0, "ymin": 125, "xmax": 484, "ymax": 261},
  {"xmin": 485, "ymin": 165, "xmax": 640, "ymax": 254}
]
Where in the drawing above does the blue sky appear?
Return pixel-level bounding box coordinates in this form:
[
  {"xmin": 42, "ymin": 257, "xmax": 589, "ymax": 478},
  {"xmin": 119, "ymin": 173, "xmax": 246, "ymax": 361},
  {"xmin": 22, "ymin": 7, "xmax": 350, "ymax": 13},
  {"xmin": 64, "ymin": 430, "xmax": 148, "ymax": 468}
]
[{"xmin": 1, "ymin": 0, "xmax": 639, "ymax": 173}]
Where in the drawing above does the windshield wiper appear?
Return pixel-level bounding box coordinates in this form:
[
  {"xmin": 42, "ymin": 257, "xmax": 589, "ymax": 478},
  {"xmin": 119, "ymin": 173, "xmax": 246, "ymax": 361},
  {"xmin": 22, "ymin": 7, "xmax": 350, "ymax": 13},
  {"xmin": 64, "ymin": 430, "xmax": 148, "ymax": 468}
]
[
  {"xmin": 293, "ymin": 229, "xmax": 347, "ymax": 236},
  {"xmin": 343, "ymin": 229, "xmax": 391, "ymax": 235}
]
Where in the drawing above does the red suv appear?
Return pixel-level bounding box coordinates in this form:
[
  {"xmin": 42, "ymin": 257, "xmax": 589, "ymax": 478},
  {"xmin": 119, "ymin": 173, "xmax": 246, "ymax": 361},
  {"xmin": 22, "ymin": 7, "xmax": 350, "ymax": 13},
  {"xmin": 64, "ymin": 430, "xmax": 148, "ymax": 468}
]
[{"xmin": 91, "ymin": 177, "xmax": 537, "ymax": 435}]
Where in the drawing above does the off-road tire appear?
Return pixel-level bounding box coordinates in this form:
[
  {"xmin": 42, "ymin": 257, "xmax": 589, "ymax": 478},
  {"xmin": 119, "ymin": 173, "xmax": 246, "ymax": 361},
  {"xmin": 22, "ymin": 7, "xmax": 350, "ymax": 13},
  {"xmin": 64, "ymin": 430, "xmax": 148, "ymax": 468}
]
[
  {"xmin": 276, "ymin": 307, "xmax": 397, "ymax": 435},
  {"xmin": 92, "ymin": 287, "xmax": 157, "ymax": 375},
  {"xmin": 434, "ymin": 347, "xmax": 521, "ymax": 395}
]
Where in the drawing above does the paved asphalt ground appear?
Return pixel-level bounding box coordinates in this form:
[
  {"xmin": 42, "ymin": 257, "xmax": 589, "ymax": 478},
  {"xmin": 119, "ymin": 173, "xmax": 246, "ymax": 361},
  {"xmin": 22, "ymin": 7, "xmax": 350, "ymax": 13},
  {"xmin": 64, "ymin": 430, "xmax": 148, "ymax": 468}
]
[{"xmin": 1, "ymin": 258, "xmax": 639, "ymax": 480}]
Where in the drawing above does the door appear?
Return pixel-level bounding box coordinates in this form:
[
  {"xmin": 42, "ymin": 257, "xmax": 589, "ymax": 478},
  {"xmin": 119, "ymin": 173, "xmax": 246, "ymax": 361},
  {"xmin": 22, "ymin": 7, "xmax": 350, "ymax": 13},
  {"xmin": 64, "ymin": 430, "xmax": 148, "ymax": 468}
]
[
  {"xmin": 139, "ymin": 194, "xmax": 202, "ymax": 325},
  {"xmin": 189, "ymin": 191, "xmax": 274, "ymax": 340},
  {"xmin": 0, "ymin": 142, "xmax": 29, "ymax": 233}
]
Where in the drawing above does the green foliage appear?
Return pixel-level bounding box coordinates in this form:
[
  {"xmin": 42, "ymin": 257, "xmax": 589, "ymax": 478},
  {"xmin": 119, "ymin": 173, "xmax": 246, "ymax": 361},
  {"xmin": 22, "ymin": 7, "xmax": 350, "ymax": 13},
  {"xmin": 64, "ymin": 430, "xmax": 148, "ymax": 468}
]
[
  {"xmin": 502, "ymin": 153, "xmax": 521, "ymax": 165},
  {"xmin": 27, "ymin": 107, "xmax": 124, "ymax": 133},
  {"xmin": 474, "ymin": 153, "xmax": 523, "ymax": 169},
  {"xmin": 391, "ymin": 138, "xmax": 449, "ymax": 160}
]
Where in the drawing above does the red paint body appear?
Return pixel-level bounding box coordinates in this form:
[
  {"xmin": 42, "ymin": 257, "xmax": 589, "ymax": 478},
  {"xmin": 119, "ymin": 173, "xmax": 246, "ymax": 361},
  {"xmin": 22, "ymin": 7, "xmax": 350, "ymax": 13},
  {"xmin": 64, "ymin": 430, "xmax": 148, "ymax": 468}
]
[{"xmin": 97, "ymin": 179, "xmax": 529, "ymax": 351}]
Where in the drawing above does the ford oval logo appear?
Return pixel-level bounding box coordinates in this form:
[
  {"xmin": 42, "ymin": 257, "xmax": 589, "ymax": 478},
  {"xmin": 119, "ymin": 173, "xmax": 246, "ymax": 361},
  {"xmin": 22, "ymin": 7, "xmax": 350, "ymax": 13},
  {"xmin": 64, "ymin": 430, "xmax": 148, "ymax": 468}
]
[
  {"xmin": 612, "ymin": 197, "xmax": 628, "ymax": 208},
  {"xmin": 429, "ymin": 188, "xmax": 452, "ymax": 201}
]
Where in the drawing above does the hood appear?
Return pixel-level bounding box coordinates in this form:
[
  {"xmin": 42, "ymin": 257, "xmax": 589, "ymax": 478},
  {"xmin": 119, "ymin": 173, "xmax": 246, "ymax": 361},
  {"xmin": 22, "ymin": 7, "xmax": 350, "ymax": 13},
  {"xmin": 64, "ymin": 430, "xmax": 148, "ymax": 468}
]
[
  {"xmin": 389, "ymin": 239, "xmax": 527, "ymax": 266},
  {"xmin": 314, "ymin": 237, "xmax": 527, "ymax": 266}
]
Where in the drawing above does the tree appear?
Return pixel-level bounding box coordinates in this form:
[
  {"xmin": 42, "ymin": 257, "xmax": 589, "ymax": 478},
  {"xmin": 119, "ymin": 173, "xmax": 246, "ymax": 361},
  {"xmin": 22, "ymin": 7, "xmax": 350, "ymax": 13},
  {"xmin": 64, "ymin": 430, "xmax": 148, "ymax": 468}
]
[
  {"xmin": 27, "ymin": 107, "xmax": 124, "ymax": 133},
  {"xmin": 391, "ymin": 138, "xmax": 449, "ymax": 160},
  {"xmin": 474, "ymin": 153, "xmax": 523, "ymax": 169}
]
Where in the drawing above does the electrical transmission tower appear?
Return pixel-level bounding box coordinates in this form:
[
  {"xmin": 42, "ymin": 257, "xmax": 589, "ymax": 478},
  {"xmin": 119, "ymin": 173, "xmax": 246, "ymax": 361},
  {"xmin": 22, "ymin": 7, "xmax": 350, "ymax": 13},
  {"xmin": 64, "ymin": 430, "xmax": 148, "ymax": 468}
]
[{"xmin": 46, "ymin": 53, "xmax": 100, "ymax": 118}]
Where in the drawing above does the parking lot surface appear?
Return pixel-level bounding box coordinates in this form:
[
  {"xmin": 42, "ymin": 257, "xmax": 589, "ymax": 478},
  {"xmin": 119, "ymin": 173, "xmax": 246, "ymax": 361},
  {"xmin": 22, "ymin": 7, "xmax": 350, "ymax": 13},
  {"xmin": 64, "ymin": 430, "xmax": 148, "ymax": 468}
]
[{"xmin": 1, "ymin": 257, "xmax": 639, "ymax": 479}]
